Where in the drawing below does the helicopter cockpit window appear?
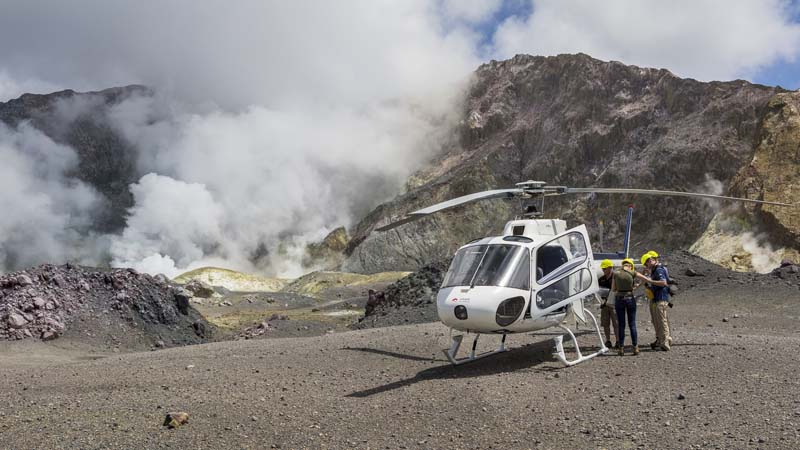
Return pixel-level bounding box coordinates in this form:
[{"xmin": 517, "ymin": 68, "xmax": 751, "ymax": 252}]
[
  {"xmin": 442, "ymin": 245, "xmax": 487, "ymax": 288},
  {"xmin": 535, "ymin": 232, "xmax": 588, "ymax": 284},
  {"xmin": 442, "ymin": 245, "xmax": 531, "ymax": 290}
]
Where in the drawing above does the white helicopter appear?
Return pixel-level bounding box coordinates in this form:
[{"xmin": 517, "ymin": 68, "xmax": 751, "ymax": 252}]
[{"xmin": 377, "ymin": 180, "xmax": 794, "ymax": 367}]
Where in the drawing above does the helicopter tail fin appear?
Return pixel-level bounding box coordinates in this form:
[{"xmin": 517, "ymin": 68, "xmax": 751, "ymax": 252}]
[{"xmin": 594, "ymin": 204, "xmax": 634, "ymax": 263}]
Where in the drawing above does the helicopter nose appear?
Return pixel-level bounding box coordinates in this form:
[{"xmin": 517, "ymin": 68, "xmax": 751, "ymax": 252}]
[{"xmin": 437, "ymin": 287, "xmax": 527, "ymax": 331}]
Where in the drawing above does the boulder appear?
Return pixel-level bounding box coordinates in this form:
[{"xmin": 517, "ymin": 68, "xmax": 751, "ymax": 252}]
[
  {"xmin": 16, "ymin": 275, "xmax": 33, "ymax": 287},
  {"xmin": 192, "ymin": 320, "xmax": 207, "ymax": 338},
  {"xmin": 7, "ymin": 313, "xmax": 28, "ymax": 329},
  {"xmin": 184, "ymin": 280, "xmax": 215, "ymax": 298},
  {"xmin": 174, "ymin": 292, "xmax": 190, "ymax": 315}
]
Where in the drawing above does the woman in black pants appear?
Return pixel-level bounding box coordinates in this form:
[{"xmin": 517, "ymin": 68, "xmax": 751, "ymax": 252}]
[{"xmin": 612, "ymin": 258, "xmax": 639, "ymax": 356}]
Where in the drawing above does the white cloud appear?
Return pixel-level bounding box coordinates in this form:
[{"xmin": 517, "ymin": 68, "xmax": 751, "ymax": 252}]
[
  {"xmin": 0, "ymin": 70, "xmax": 61, "ymax": 102},
  {"xmin": 442, "ymin": 0, "xmax": 503, "ymax": 23},
  {"xmin": 493, "ymin": 0, "xmax": 800, "ymax": 81},
  {"xmin": 0, "ymin": 1, "xmax": 480, "ymax": 110},
  {"xmin": 0, "ymin": 1, "xmax": 477, "ymax": 275}
]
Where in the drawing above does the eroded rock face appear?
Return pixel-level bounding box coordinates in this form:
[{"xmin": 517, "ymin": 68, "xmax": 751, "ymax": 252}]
[
  {"xmin": 344, "ymin": 54, "xmax": 784, "ymax": 273},
  {"xmin": 731, "ymin": 92, "xmax": 800, "ymax": 246},
  {"xmin": 692, "ymin": 92, "xmax": 800, "ymax": 272}
]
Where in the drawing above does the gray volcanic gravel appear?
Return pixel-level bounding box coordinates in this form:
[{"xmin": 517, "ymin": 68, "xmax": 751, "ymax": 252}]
[{"xmin": 1, "ymin": 257, "xmax": 800, "ymax": 448}]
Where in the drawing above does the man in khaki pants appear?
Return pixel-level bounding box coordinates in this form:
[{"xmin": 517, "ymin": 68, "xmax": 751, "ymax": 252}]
[
  {"xmin": 597, "ymin": 259, "xmax": 619, "ymax": 349},
  {"xmin": 642, "ymin": 251, "xmax": 671, "ymax": 350}
]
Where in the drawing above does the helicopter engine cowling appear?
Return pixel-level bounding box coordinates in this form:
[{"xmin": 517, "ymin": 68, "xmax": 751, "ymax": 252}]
[{"xmin": 437, "ymin": 286, "xmax": 529, "ymax": 333}]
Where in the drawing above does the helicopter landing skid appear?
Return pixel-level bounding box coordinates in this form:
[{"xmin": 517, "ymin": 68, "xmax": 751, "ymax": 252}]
[
  {"xmin": 553, "ymin": 310, "xmax": 608, "ymax": 367},
  {"xmin": 444, "ymin": 333, "xmax": 507, "ymax": 365}
]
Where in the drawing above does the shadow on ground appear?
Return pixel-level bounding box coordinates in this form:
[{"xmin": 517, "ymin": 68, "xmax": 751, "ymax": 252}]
[{"xmin": 345, "ymin": 339, "xmax": 556, "ymax": 398}]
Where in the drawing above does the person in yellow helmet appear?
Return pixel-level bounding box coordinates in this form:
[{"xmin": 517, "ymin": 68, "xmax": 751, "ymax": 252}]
[
  {"xmin": 641, "ymin": 251, "xmax": 672, "ymax": 351},
  {"xmin": 611, "ymin": 258, "xmax": 641, "ymax": 355},
  {"xmin": 597, "ymin": 259, "xmax": 619, "ymax": 349},
  {"xmin": 641, "ymin": 251, "xmax": 656, "ymax": 302}
]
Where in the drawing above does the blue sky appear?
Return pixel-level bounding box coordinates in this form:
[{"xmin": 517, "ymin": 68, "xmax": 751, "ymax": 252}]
[{"xmin": 753, "ymin": 3, "xmax": 800, "ymax": 89}]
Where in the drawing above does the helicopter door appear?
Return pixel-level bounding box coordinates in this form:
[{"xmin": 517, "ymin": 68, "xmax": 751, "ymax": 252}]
[{"xmin": 531, "ymin": 225, "xmax": 598, "ymax": 315}]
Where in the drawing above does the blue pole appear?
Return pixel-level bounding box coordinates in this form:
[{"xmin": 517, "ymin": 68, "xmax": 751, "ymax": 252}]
[{"xmin": 623, "ymin": 204, "xmax": 634, "ymax": 258}]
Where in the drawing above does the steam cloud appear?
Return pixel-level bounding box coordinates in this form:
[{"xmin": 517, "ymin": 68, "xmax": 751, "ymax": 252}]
[
  {"xmin": 740, "ymin": 232, "xmax": 783, "ymax": 273},
  {"xmin": 0, "ymin": 1, "xmax": 798, "ymax": 277},
  {"xmin": 106, "ymin": 95, "xmax": 460, "ymax": 277},
  {"xmin": 0, "ymin": 123, "xmax": 107, "ymax": 269}
]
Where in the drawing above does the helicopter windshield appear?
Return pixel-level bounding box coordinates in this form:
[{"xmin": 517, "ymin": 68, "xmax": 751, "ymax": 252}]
[{"xmin": 442, "ymin": 244, "xmax": 530, "ymax": 290}]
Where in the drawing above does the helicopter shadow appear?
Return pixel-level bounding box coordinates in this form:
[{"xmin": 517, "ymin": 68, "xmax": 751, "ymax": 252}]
[
  {"xmin": 345, "ymin": 339, "xmax": 558, "ymax": 398},
  {"xmin": 343, "ymin": 347, "xmax": 446, "ymax": 362}
]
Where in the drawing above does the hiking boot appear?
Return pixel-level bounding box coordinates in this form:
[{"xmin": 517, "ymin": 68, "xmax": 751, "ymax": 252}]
[
  {"xmin": 605, "ymin": 340, "xmax": 612, "ymax": 349},
  {"xmin": 633, "ymin": 345, "xmax": 640, "ymax": 355},
  {"xmin": 618, "ymin": 346, "xmax": 625, "ymax": 356}
]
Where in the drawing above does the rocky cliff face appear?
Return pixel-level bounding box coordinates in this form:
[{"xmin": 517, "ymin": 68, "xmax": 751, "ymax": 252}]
[
  {"xmin": 691, "ymin": 91, "xmax": 800, "ymax": 271},
  {"xmin": 344, "ymin": 54, "xmax": 787, "ymax": 273}
]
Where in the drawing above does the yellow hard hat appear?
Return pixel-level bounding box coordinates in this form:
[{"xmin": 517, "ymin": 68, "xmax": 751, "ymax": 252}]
[
  {"xmin": 622, "ymin": 258, "xmax": 635, "ymax": 267},
  {"xmin": 641, "ymin": 251, "xmax": 658, "ymax": 266},
  {"xmin": 600, "ymin": 259, "xmax": 613, "ymax": 269}
]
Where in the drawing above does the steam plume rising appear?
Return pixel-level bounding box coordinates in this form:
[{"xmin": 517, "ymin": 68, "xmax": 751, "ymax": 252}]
[{"xmin": 106, "ymin": 95, "xmax": 460, "ymax": 277}]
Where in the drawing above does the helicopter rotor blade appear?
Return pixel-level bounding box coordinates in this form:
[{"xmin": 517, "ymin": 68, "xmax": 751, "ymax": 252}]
[
  {"xmin": 562, "ymin": 187, "xmax": 795, "ymax": 207},
  {"xmin": 376, "ymin": 188, "xmax": 525, "ymax": 232}
]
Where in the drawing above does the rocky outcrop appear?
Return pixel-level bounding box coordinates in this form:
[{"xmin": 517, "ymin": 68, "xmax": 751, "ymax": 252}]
[
  {"xmin": 352, "ymin": 260, "xmax": 447, "ymax": 329},
  {"xmin": 691, "ymin": 92, "xmax": 800, "ymax": 271},
  {"xmin": 303, "ymin": 227, "xmax": 350, "ymax": 270},
  {"xmin": 343, "ymin": 54, "xmax": 786, "ymax": 273},
  {"xmin": 0, "ymin": 264, "xmax": 212, "ymax": 348}
]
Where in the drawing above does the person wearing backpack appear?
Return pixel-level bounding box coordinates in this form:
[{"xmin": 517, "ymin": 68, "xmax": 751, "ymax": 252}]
[
  {"xmin": 612, "ymin": 258, "xmax": 641, "ymax": 356},
  {"xmin": 642, "ymin": 251, "xmax": 672, "ymax": 351}
]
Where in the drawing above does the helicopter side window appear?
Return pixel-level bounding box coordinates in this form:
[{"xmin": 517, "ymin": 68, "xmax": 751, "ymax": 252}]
[
  {"xmin": 536, "ymin": 268, "xmax": 594, "ymax": 309},
  {"xmin": 535, "ymin": 232, "xmax": 588, "ymax": 284},
  {"xmin": 536, "ymin": 245, "xmax": 568, "ymax": 281}
]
